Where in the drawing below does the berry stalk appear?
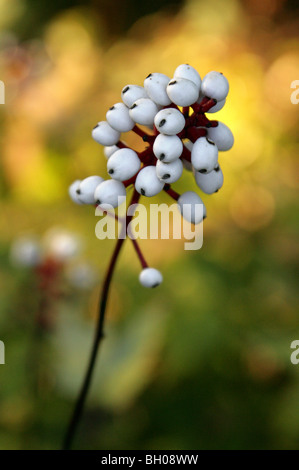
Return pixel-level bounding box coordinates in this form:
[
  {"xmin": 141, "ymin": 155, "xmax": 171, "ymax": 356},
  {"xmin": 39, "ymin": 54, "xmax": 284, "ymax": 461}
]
[{"xmin": 62, "ymin": 189, "xmax": 140, "ymax": 450}]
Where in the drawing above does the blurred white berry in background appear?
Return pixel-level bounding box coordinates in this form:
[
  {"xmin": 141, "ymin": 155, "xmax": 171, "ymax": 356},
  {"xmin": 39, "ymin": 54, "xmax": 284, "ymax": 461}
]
[
  {"xmin": 66, "ymin": 262, "xmax": 98, "ymax": 290},
  {"xmin": 10, "ymin": 236, "xmax": 41, "ymax": 267},
  {"xmin": 43, "ymin": 228, "xmax": 81, "ymax": 262}
]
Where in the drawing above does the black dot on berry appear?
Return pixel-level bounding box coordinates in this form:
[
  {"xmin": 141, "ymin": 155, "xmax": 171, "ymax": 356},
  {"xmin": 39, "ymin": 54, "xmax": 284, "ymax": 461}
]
[
  {"xmin": 168, "ymin": 80, "xmax": 177, "ymax": 86},
  {"xmin": 199, "ymin": 169, "xmax": 207, "ymax": 174},
  {"xmin": 92, "ymin": 124, "xmax": 99, "ymax": 130},
  {"xmin": 143, "ymin": 135, "xmax": 148, "ymax": 142},
  {"xmin": 203, "ymin": 215, "xmax": 207, "ymax": 220},
  {"xmin": 108, "ymin": 169, "xmax": 114, "ymax": 174},
  {"xmin": 159, "ymin": 119, "xmax": 166, "ymax": 127},
  {"xmin": 140, "ymin": 188, "xmax": 145, "ymax": 196},
  {"xmin": 206, "ymin": 138, "xmax": 215, "ymax": 145},
  {"xmin": 109, "ymin": 106, "xmax": 115, "ymax": 111},
  {"xmin": 130, "ymin": 103, "xmax": 137, "ymax": 109},
  {"xmin": 162, "ymin": 174, "xmax": 170, "ymax": 180},
  {"xmin": 122, "ymin": 86, "xmax": 130, "ymax": 94},
  {"xmin": 159, "ymin": 153, "xmax": 165, "ymax": 161},
  {"xmin": 214, "ymin": 166, "xmax": 220, "ymax": 172},
  {"xmin": 215, "ymin": 189, "xmax": 219, "ymax": 193},
  {"xmin": 76, "ymin": 189, "xmax": 81, "ymax": 194},
  {"xmin": 95, "ymin": 199, "xmax": 101, "ymax": 205},
  {"xmin": 146, "ymin": 73, "xmax": 152, "ymax": 79},
  {"xmin": 152, "ymin": 283, "xmax": 160, "ymax": 288}
]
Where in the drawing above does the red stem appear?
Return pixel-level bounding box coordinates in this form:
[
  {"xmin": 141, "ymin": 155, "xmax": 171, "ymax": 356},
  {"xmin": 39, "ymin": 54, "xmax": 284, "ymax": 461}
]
[
  {"xmin": 130, "ymin": 237, "xmax": 148, "ymax": 268},
  {"xmin": 164, "ymin": 185, "xmax": 180, "ymax": 201},
  {"xmin": 116, "ymin": 140, "xmax": 129, "ymax": 149},
  {"xmin": 63, "ymin": 189, "xmax": 140, "ymax": 450}
]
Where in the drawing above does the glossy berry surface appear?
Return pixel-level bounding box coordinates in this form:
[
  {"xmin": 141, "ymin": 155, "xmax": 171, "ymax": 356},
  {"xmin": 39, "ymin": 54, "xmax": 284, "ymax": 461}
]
[{"xmin": 69, "ymin": 64, "xmax": 234, "ymax": 286}]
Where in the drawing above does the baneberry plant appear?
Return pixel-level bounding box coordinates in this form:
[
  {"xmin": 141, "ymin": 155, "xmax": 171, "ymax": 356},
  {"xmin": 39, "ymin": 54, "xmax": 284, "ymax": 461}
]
[{"xmin": 64, "ymin": 64, "xmax": 234, "ymax": 448}]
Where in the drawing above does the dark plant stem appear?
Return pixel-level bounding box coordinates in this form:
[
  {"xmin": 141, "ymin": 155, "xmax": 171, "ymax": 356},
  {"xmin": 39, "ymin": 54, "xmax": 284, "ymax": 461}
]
[
  {"xmin": 130, "ymin": 237, "xmax": 148, "ymax": 268},
  {"xmin": 62, "ymin": 189, "xmax": 140, "ymax": 450}
]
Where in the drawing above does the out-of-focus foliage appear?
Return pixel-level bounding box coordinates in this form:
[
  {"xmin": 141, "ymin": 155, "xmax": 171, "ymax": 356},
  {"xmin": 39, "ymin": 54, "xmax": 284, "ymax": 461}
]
[{"xmin": 0, "ymin": 0, "xmax": 298, "ymax": 450}]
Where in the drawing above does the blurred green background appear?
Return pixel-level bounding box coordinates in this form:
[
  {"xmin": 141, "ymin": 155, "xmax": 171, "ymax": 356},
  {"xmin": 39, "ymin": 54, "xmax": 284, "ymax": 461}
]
[{"xmin": 0, "ymin": 0, "xmax": 299, "ymax": 450}]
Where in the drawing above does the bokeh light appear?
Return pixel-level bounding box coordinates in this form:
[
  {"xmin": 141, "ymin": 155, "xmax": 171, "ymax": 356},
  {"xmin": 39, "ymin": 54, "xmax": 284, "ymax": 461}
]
[{"xmin": 0, "ymin": 0, "xmax": 298, "ymax": 450}]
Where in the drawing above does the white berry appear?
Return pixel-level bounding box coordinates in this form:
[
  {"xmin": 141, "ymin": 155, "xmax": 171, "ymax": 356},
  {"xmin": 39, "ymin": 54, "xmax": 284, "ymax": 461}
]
[
  {"xmin": 104, "ymin": 145, "xmax": 119, "ymax": 159},
  {"xmin": 194, "ymin": 164, "xmax": 224, "ymax": 194},
  {"xmin": 94, "ymin": 180, "xmax": 126, "ymax": 208},
  {"xmin": 106, "ymin": 102, "xmax": 135, "ymax": 132},
  {"xmin": 177, "ymin": 191, "xmax": 207, "ymax": 224},
  {"xmin": 129, "ymin": 98, "xmax": 158, "ymax": 126},
  {"xmin": 139, "ymin": 267, "xmax": 163, "ymax": 288},
  {"xmin": 144, "ymin": 72, "xmax": 171, "ymax": 106},
  {"xmin": 121, "ymin": 84, "xmax": 148, "ymax": 108},
  {"xmin": 107, "ymin": 148, "xmax": 140, "ymax": 181},
  {"xmin": 69, "ymin": 180, "xmax": 83, "ymax": 205},
  {"xmin": 174, "ymin": 64, "xmax": 201, "ymax": 88},
  {"xmin": 153, "ymin": 134, "xmax": 183, "ymax": 162},
  {"xmin": 207, "ymin": 122, "xmax": 234, "ymax": 151},
  {"xmin": 92, "ymin": 121, "xmax": 120, "ymax": 146},
  {"xmin": 201, "ymin": 71, "xmax": 229, "ymax": 101},
  {"xmin": 191, "ymin": 137, "xmax": 218, "ymax": 173},
  {"xmin": 154, "ymin": 108, "xmax": 185, "ymax": 135},
  {"xmin": 156, "ymin": 159, "xmax": 183, "ymax": 183},
  {"xmin": 166, "ymin": 78, "xmax": 199, "ymax": 106},
  {"xmin": 135, "ymin": 166, "xmax": 164, "ymax": 197},
  {"xmin": 207, "ymin": 98, "xmax": 226, "ymax": 113},
  {"xmin": 78, "ymin": 176, "xmax": 105, "ymax": 204}
]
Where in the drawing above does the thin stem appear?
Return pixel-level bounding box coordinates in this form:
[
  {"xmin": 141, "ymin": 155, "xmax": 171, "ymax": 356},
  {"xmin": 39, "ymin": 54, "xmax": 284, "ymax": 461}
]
[
  {"xmin": 62, "ymin": 189, "xmax": 140, "ymax": 450},
  {"xmin": 116, "ymin": 140, "xmax": 129, "ymax": 149},
  {"xmin": 163, "ymin": 185, "xmax": 180, "ymax": 201},
  {"xmin": 130, "ymin": 237, "xmax": 148, "ymax": 268},
  {"xmin": 132, "ymin": 125, "xmax": 154, "ymax": 142}
]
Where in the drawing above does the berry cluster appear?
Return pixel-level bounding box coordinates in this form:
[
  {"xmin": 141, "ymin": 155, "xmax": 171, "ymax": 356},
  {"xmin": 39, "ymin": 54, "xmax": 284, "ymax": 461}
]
[{"xmin": 69, "ymin": 64, "xmax": 234, "ymax": 287}]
